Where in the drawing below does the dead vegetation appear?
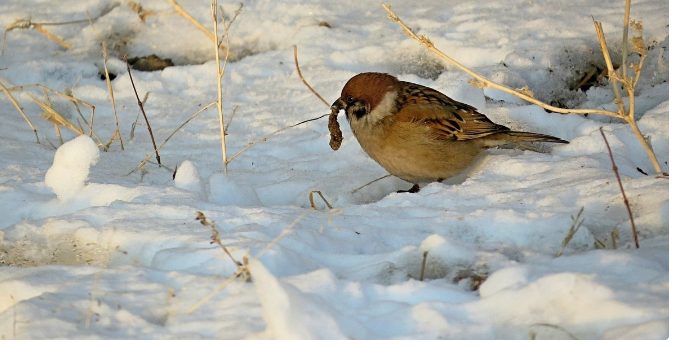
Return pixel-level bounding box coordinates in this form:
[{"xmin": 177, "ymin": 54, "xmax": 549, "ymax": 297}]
[{"xmin": 382, "ymin": 2, "xmax": 665, "ymax": 176}]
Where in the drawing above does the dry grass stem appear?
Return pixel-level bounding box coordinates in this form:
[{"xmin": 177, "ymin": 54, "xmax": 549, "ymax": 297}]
[
  {"xmin": 293, "ymin": 45, "xmax": 329, "ymax": 107},
  {"xmin": 420, "ymin": 251, "xmax": 429, "ymax": 281},
  {"xmin": 382, "ymin": 3, "xmax": 664, "ymax": 175},
  {"xmin": 223, "ymin": 105, "xmax": 238, "ymax": 136},
  {"xmin": 226, "ymin": 113, "xmax": 328, "ymax": 164},
  {"xmin": 196, "ymin": 211, "xmax": 244, "ymax": 268},
  {"xmin": 122, "ymin": 55, "xmax": 161, "ymax": 165},
  {"xmin": 212, "ymin": 0, "xmax": 228, "ymax": 173},
  {"xmin": 556, "ymin": 207, "xmax": 585, "ymax": 257},
  {"xmin": 30, "ymin": 94, "xmax": 84, "ymax": 136},
  {"xmin": 309, "ymin": 190, "xmax": 333, "ymax": 210},
  {"xmin": 599, "ymin": 127, "xmax": 639, "ymax": 248},
  {"xmin": 593, "ymin": 19, "xmax": 627, "ymax": 116},
  {"xmin": 293, "ymin": 45, "xmax": 341, "ymax": 150},
  {"xmin": 129, "ymin": 2, "xmax": 178, "ymax": 22},
  {"xmin": 351, "ymin": 174, "xmax": 392, "ymax": 193},
  {"xmin": 0, "ymin": 79, "xmax": 39, "ymax": 143},
  {"xmin": 621, "ymin": 0, "xmax": 632, "ymax": 81},
  {"xmin": 611, "ymin": 229, "xmax": 620, "ymax": 249},
  {"xmin": 529, "ymin": 323, "xmax": 579, "ymax": 340},
  {"xmin": 188, "ymin": 211, "xmax": 308, "ymax": 314},
  {"xmin": 128, "ymin": 101, "xmax": 217, "ymax": 175},
  {"xmin": 382, "ymin": 4, "xmax": 617, "ymax": 118},
  {"xmin": 1, "ymin": 82, "xmax": 107, "ymax": 146},
  {"xmin": 166, "ymin": 0, "xmax": 216, "ymax": 42},
  {"xmin": 254, "ymin": 211, "xmax": 309, "ymax": 261},
  {"xmin": 223, "ymin": 44, "xmax": 332, "ymax": 163},
  {"xmin": 88, "ymin": 14, "xmax": 123, "ymax": 150},
  {"xmin": 3, "ymin": 19, "xmax": 72, "ymax": 54}
]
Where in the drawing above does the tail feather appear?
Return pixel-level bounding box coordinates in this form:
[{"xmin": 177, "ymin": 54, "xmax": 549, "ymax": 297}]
[
  {"xmin": 504, "ymin": 131, "xmax": 569, "ymax": 144},
  {"xmin": 482, "ymin": 131, "xmax": 569, "ymax": 147}
]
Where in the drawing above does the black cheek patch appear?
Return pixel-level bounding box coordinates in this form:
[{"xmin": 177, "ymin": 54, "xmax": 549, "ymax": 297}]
[{"xmin": 347, "ymin": 103, "xmax": 368, "ymax": 120}]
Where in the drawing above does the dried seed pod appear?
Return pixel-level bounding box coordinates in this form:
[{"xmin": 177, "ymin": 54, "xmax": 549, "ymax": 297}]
[{"xmin": 328, "ymin": 108, "xmax": 343, "ymax": 150}]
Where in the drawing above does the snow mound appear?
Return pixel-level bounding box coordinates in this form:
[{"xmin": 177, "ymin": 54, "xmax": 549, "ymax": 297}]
[{"xmin": 44, "ymin": 135, "xmax": 100, "ymax": 202}]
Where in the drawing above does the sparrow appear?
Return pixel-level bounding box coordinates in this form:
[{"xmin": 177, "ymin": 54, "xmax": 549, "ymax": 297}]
[{"xmin": 331, "ymin": 72, "xmax": 568, "ymax": 193}]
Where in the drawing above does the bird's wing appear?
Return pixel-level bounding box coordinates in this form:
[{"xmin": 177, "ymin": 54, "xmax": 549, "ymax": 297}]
[{"xmin": 396, "ymin": 81, "xmax": 510, "ymax": 141}]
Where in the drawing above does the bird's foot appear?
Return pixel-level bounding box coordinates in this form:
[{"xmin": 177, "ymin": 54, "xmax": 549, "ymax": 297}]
[{"xmin": 397, "ymin": 184, "xmax": 420, "ymax": 193}]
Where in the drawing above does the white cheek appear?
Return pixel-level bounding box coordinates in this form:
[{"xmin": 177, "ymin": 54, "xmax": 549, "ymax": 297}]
[{"xmin": 367, "ymin": 90, "xmax": 397, "ymax": 124}]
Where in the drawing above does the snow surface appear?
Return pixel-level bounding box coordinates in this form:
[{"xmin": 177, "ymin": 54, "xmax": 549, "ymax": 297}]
[{"xmin": 0, "ymin": 0, "xmax": 669, "ymax": 340}]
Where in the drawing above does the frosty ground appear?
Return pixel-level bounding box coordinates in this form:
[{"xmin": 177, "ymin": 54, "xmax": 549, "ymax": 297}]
[{"xmin": 0, "ymin": 0, "xmax": 669, "ymax": 340}]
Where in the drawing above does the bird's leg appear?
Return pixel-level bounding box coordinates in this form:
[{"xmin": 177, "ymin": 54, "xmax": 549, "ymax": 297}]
[{"xmin": 397, "ymin": 184, "xmax": 420, "ymax": 193}]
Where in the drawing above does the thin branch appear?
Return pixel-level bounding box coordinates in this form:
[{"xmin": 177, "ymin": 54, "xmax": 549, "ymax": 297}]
[
  {"xmin": 381, "ymin": 3, "xmax": 664, "ymax": 175},
  {"xmin": 3, "ymin": 19, "xmax": 75, "ymax": 53},
  {"xmin": 351, "ymin": 174, "xmax": 392, "ymax": 193},
  {"xmin": 294, "ymin": 45, "xmax": 341, "ymax": 150},
  {"xmin": 621, "ymin": 0, "xmax": 632, "ymax": 81},
  {"xmin": 556, "ymin": 207, "xmax": 585, "ymax": 257},
  {"xmin": 212, "ymin": 0, "xmax": 227, "ymax": 173},
  {"xmin": 420, "ymin": 251, "xmax": 429, "ymax": 281},
  {"xmin": 122, "ymin": 55, "xmax": 161, "ymax": 165},
  {"xmin": 0, "ymin": 79, "xmax": 39, "ymax": 143},
  {"xmin": 196, "ymin": 211, "xmax": 242, "ymax": 268},
  {"xmin": 226, "ymin": 114, "xmax": 328, "ymax": 164},
  {"xmin": 165, "ymin": 0, "xmax": 216, "ymax": 42},
  {"xmin": 593, "ymin": 18, "xmax": 627, "ymax": 116},
  {"xmin": 32, "ymin": 24, "xmax": 72, "ymax": 49},
  {"xmin": 599, "ymin": 127, "xmax": 638, "ymax": 249},
  {"xmin": 309, "ymin": 190, "xmax": 333, "ymax": 210},
  {"xmin": 88, "ymin": 13, "xmax": 123, "ymax": 150},
  {"xmin": 293, "ymin": 45, "xmax": 329, "ymax": 107},
  {"xmin": 128, "ymin": 102, "xmax": 217, "ymax": 175},
  {"xmin": 381, "ymin": 4, "xmax": 620, "ymax": 118}
]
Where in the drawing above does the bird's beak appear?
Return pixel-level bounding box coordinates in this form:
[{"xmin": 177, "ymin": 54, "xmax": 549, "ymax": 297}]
[{"xmin": 331, "ymin": 98, "xmax": 346, "ymax": 111}]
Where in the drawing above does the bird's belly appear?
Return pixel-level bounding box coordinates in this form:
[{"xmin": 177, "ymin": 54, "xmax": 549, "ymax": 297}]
[{"xmin": 360, "ymin": 136, "xmax": 485, "ymax": 184}]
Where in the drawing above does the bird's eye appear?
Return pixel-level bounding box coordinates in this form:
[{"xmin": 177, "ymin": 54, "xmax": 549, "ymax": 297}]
[{"xmin": 346, "ymin": 96, "xmax": 355, "ymax": 103}]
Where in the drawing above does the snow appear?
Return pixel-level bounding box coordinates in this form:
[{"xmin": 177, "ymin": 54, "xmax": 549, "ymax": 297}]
[
  {"xmin": 45, "ymin": 135, "xmax": 100, "ymax": 202},
  {"xmin": 0, "ymin": 0, "xmax": 669, "ymax": 340}
]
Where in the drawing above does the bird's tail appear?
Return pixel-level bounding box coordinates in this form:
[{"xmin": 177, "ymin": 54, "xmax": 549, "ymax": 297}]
[
  {"xmin": 503, "ymin": 131, "xmax": 569, "ymax": 144},
  {"xmin": 482, "ymin": 131, "xmax": 569, "ymax": 147}
]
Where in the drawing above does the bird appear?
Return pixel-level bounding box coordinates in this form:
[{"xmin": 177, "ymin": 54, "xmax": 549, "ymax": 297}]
[{"xmin": 331, "ymin": 72, "xmax": 568, "ymax": 193}]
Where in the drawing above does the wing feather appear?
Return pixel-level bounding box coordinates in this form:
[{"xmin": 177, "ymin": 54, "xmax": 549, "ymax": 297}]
[{"xmin": 396, "ymin": 81, "xmax": 510, "ymax": 141}]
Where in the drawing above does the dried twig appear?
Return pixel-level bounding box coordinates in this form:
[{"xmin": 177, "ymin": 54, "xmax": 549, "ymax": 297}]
[
  {"xmin": 293, "ymin": 45, "xmax": 329, "ymax": 107},
  {"xmin": 122, "ymin": 55, "xmax": 161, "ymax": 165},
  {"xmin": 593, "ymin": 18, "xmax": 661, "ymax": 175},
  {"xmin": 7, "ymin": 84, "xmax": 98, "ymax": 135},
  {"xmin": 225, "ymin": 113, "xmax": 328, "ymax": 163},
  {"xmin": 293, "ymin": 45, "xmax": 341, "ymax": 150},
  {"xmin": 88, "ymin": 13, "xmax": 123, "ymax": 150},
  {"xmin": 611, "ymin": 229, "xmax": 620, "ymax": 249},
  {"xmin": 30, "ymin": 94, "xmax": 84, "ymax": 136},
  {"xmin": 599, "ymin": 127, "xmax": 639, "ymax": 248},
  {"xmin": 381, "ymin": 4, "xmax": 617, "ymax": 118},
  {"xmin": 128, "ymin": 102, "xmax": 217, "ymax": 175},
  {"xmin": 530, "ymin": 323, "xmax": 579, "ymax": 340},
  {"xmin": 556, "ymin": 207, "xmax": 585, "ymax": 257},
  {"xmin": 381, "ymin": 3, "xmax": 664, "ymax": 175},
  {"xmin": 1, "ymin": 81, "xmax": 108, "ymax": 147},
  {"xmin": 196, "ymin": 211, "xmax": 243, "ymax": 268},
  {"xmin": 351, "ymin": 174, "xmax": 392, "ymax": 193},
  {"xmin": 165, "ymin": 0, "xmax": 216, "ymax": 42},
  {"xmin": 212, "ymin": 0, "xmax": 228, "ymax": 173},
  {"xmin": 188, "ymin": 210, "xmax": 309, "ymax": 314},
  {"xmin": 309, "ymin": 190, "xmax": 333, "ymax": 210},
  {"xmin": 420, "ymin": 251, "xmax": 429, "ymax": 281},
  {"xmin": 0, "ymin": 79, "xmax": 39, "ymax": 143},
  {"xmin": 621, "ymin": 0, "xmax": 632, "ymax": 81},
  {"xmin": 3, "ymin": 19, "xmax": 74, "ymax": 54}
]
